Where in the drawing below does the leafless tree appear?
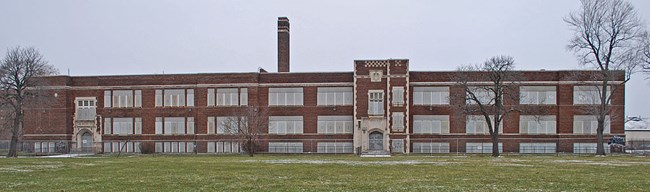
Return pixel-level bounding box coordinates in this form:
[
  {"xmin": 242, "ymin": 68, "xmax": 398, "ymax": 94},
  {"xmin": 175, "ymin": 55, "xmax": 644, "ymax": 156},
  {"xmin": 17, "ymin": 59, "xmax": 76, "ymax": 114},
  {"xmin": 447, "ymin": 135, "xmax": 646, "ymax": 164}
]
[
  {"xmin": 565, "ymin": 0, "xmax": 648, "ymax": 155},
  {"xmin": 0, "ymin": 47, "xmax": 58, "ymax": 157},
  {"xmin": 454, "ymin": 55, "xmax": 521, "ymax": 157},
  {"xmin": 219, "ymin": 106, "xmax": 268, "ymax": 157}
]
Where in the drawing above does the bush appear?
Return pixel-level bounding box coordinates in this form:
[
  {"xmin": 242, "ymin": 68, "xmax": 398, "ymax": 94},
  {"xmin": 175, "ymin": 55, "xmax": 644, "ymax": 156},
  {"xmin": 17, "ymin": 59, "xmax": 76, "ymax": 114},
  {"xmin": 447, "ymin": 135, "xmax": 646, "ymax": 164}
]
[{"xmin": 140, "ymin": 142, "xmax": 155, "ymax": 154}]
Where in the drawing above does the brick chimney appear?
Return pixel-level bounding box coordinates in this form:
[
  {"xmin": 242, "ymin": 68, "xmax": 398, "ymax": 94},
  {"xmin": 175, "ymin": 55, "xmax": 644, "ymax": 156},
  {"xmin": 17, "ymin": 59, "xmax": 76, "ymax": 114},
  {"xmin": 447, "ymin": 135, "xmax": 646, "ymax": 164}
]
[{"xmin": 278, "ymin": 17, "xmax": 290, "ymax": 72}]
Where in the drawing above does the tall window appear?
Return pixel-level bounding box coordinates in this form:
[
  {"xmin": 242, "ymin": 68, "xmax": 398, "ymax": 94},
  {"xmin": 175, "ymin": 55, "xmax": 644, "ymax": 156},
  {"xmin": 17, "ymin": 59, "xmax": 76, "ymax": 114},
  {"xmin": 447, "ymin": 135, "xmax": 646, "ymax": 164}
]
[
  {"xmin": 269, "ymin": 116, "xmax": 303, "ymax": 134},
  {"xmin": 392, "ymin": 87, "xmax": 405, "ymax": 106},
  {"xmin": 155, "ymin": 89, "xmax": 194, "ymax": 107},
  {"xmin": 155, "ymin": 117, "xmax": 192, "ymax": 135},
  {"xmin": 104, "ymin": 117, "xmax": 141, "ymax": 135},
  {"xmin": 466, "ymin": 115, "xmax": 503, "ymax": 135},
  {"xmin": 269, "ymin": 88, "xmax": 303, "ymax": 106},
  {"xmin": 317, "ymin": 87, "xmax": 353, "ymax": 106},
  {"xmin": 413, "ymin": 87, "xmax": 449, "ymax": 105},
  {"xmin": 76, "ymin": 98, "xmax": 96, "ymax": 120},
  {"xmin": 391, "ymin": 112, "xmax": 405, "ymax": 131},
  {"xmin": 519, "ymin": 115, "xmax": 556, "ymax": 134},
  {"xmin": 573, "ymin": 115, "xmax": 610, "ymax": 134},
  {"xmin": 317, "ymin": 116, "xmax": 353, "ymax": 134},
  {"xmin": 413, "ymin": 115, "xmax": 449, "ymax": 134},
  {"xmin": 520, "ymin": 86, "xmax": 556, "ymax": 104},
  {"xmin": 368, "ymin": 91, "xmax": 384, "ymax": 116},
  {"xmin": 208, "ymin": 88, "xmax": 248, "ymax": 106},
  {"xmin": 574, "ymin": 86, "xmax": 611, "ymax": 105}
]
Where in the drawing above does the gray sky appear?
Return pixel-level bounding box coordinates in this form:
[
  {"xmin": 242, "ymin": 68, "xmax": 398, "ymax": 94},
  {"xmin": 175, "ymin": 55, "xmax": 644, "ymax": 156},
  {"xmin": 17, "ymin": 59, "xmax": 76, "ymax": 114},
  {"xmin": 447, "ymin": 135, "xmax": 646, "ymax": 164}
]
[{"xmin": 1, "ymin": 0, "xmax": 649, "ymax": 116}]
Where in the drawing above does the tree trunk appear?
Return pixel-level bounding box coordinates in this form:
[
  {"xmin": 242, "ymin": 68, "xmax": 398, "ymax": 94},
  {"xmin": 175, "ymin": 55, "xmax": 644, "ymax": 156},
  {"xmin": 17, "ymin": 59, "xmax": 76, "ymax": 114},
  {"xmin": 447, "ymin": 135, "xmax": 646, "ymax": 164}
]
[
  {"xmin": 248, "ymin": 140, "xmax": 254, "ymax": 157},
  {"xmin": 7, "ymin": 108, "xmax": 22, "ymax": 158},
  {"xmin": 595, "ymin": 78, "xmax": 609, "ymax": 156},
  {"xmin": 491, "ymin": 132, "xmax": 500, "ymax": 157}
]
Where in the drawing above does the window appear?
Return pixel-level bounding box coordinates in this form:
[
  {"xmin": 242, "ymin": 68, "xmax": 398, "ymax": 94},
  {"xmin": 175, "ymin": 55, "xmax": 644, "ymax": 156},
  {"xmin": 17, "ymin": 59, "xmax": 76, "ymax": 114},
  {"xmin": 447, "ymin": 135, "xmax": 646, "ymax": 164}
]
[
  {"xmin": 573, "ymin": 143, "xmax": 610, "ymax": 154},
  {"xmin": 111, "ymin": 118, "xmax": 133, "ymax": 135},
  {"xmin": 155, "ymin": 117, "xmax": 191, "ymax": 135},
  {"xmin": 466, "ymin": 115, "xmax": 503, "ymax": 135},
  {"xmin": 207, "ymin": 141, "xmax": 240, "ymax": 153},
  {"xmin": 134, "ymin": 118, "xmax": 142, "ymax": 134},
  {"xmin": 104, "ymin": 118, "xmax": 112, "ymax": 134},
  {"xmin": 76, "ymin": 98, "xmax": 96, "ymax": 120},
  {"xmin": 156, "ymin": 89, "xmax": 193, "ymax": 107},
  {"xmin": 368, "ymin": 91, "xmax": 384, "ymax": 116},
  {"xmin": 574, "ymin": 86, "xmax": 611, "ymax": 105},
  {"xmin": 103, "ymin": 141, "xmax": 141, "ymax": 153},
  {"xmin": 135, "ymin": 90, "xmax": 142, "ymax": 107},
  {"xmin": 520, "ymin": 86, "xmax": 556, "ymax": 104},
  {"xmin": 207, "ymin": 117, "xmax": 215, "ymax": 134},
  {"xmin": 104, "ymin": 90, "xmax": 141, "ymax": 108},
  {"xmin": 217, "ymin": 88, "xmax": 239, "ymax": 106},
  {"xmin": 268, "ymin": 142, "xmax": 303, "ymax": 153},
  {"xmin": 269, "ymin": 116, "xmax": 303, "ymax": 134},
  {"xmin": 413, "ymin": 87, "xmax": 449, "ymax": 105},
  {"xmin": 269, "ymin": 88, "xmax": 303, "ymax": 106},
  {"xmin": 413, "ymin": 115, "xmax": 449, "ymax": 134},
  {"xmin": 317, "ymin": 87, "xmax": 353, "ymax": 106},
  {"xmin": 392, "ymin": 87, "xmax": 405, "ymax": 106},
  {"xmin": 154, "ymin": 141, "xmax": 195, "ymax": 153},
  {"xmin": 391, "ymin": 112, "xmax": 405, "ymax": 131},
  {"xmin": 520, "ymin": 143, "xmax": 556, "ymax": 154},
  {"xmin": 215, "ymin": 116, "xmax": 243, "ymax": 134},
  {"xmin": 466, "ymin": 87, "xmax": 495, "ymax": 105},
  {"xmin": 573, "ymin": 115, "xmax": 610, "ymax": 134},
  {"xmin": 466, "ymin": 142, "xmax": 503, "ymax": 153},
  {"xmin": 520, "ymin": 115, "xmax": 556, "ymax": 134},
  {"xmin": 317, "ymin": 142, "xmax": 353, "ymax": 153},
  {"xmin": 412, "ymin": 142, "xmax": 450, "ymax": 153},
  {"xmin": 34, "ymin": 142, "xmax": 57, "ymax": 153},
  {"xmin": 317, "ymin": 116, "xmax": 353, "ymax": 134}
]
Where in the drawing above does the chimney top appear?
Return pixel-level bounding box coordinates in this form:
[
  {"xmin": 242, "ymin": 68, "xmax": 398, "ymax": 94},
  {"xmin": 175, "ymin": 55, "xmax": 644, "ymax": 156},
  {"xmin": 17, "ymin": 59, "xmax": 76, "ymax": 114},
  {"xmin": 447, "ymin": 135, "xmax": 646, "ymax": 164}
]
[{"xmin": 277, "ymin": 17, "xmax": 290, "ymax": 72}]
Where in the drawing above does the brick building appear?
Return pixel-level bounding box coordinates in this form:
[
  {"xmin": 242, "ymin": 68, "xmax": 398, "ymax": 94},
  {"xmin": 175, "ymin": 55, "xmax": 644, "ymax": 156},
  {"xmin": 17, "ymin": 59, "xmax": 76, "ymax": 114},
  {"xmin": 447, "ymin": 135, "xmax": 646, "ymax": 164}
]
[{"xmin": 21, "ymin": 17, "xmax": 625, "ymax": 155}]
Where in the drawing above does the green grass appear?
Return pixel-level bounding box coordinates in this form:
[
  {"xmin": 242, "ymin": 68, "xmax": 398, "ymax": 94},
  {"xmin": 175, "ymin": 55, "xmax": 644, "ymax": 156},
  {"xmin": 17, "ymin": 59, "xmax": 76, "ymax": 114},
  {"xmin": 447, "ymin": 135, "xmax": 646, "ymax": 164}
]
[{"xmin": 1, "ymin": 154, "xmax": 649, "ymax": 191}]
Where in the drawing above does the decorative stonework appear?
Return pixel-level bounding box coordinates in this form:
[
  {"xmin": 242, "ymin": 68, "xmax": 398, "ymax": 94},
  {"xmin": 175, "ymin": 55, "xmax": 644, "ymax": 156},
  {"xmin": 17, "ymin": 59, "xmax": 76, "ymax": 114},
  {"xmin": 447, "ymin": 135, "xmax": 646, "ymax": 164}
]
[{"xmin": 364, "ymin": 60, "xmax": 389, "ymax": 68}]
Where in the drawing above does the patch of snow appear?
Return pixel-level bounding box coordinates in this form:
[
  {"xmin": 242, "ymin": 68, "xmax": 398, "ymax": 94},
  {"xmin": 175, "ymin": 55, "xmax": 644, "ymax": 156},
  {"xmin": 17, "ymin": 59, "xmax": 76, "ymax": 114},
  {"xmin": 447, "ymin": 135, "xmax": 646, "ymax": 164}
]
[{"xmin": 242, "ymin": 159, "xmax": 459, "ymax": 166}]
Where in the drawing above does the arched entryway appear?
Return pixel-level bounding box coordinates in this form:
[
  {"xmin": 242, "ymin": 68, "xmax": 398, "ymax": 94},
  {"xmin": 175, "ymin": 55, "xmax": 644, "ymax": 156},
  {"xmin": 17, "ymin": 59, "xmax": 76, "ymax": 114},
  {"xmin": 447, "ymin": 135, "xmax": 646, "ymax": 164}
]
[
  {"xmin": 77, "ymin": 131, "xmax": 93, "ymax": 152},
  {"xmin": 368, "ymin": 131, "xmax": 383, "ymax": 151}
]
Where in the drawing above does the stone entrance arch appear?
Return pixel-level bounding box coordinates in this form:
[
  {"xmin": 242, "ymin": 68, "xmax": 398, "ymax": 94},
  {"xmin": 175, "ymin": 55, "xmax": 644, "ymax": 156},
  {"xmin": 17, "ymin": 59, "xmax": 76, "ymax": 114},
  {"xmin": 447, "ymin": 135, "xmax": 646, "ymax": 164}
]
[
  {"xmin": 76, "ymin": 130, "xmax": 94, "ymax": 152},
  {"xmin": 368, "ymin": 131, "xmax": 383, "ymax": 151}
]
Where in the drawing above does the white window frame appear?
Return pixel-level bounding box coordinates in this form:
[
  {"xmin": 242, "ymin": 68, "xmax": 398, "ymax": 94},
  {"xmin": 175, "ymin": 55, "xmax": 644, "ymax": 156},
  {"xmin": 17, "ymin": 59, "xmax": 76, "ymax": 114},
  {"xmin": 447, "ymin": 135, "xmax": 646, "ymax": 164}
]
[{"xmin": 392, "ymin": 87, "xmax": 405, "ymax": 106}]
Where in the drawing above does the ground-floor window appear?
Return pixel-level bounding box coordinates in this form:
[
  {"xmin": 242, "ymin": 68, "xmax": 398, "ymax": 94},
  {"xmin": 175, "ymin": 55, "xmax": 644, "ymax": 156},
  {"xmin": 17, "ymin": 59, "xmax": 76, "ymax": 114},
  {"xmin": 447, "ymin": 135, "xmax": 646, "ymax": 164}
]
[
  {"xmin": 466, "ymin": 142, "xmax": 503, "ymax": 153},
  {"xmin": 519, "ymin": 143, "xmax": 556, "ymax": 154},
  {"xmin": 103, "ymin": 141, "xmax": 141, "ymax": 153},
  {"xmin": 155, "ymin": 142, "xmax": 195, "ymax": 153},
  {"xmin": 207, "ymin": 141, "xmax": 241, "ymax": 153},
  {"xmin": 34, "ymin": 142, "xmax": 56, "ymax": 153},
  {"xmin": 268, "ymin": 142, "xmax": 303, "ymax": 153},
  {"xmin": 412, "ymin": 142, "xmax": 449, "ymax": 153},
  {"xmin": 317, "ymin": 142, "xmax": 353, "ymax": 153},
  {"xmin": 573, "ymin": 143, "xmax": 609, "ymax": 154}
]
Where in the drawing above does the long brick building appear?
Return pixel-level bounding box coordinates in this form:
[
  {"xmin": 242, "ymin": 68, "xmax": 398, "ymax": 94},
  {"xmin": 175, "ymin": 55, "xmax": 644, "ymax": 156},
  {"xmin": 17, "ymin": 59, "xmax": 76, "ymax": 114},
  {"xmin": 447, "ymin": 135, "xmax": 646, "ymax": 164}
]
[{"xmin": 21, "ymin": 17, "xmax": 625, "ymax": 155}]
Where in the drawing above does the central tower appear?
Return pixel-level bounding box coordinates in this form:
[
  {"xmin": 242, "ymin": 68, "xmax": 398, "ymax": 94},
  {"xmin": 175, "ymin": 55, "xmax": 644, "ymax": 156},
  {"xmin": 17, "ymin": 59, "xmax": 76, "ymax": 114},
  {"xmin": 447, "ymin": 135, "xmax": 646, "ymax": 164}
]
[{"xmin": 353, "ymin": 59, "xmax": 410, "ymax": 155}]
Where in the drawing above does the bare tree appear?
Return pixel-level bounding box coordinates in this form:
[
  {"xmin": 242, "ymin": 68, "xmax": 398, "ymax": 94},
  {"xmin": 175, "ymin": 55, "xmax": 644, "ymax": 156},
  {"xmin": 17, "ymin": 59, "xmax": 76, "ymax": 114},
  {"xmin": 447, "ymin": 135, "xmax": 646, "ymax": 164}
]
[
  {"xmin": 565, "ymin": 0, "xmax": 648, "ymax": 155},
  {"xmin": 0, "ymin": 46, "xmax": 58, "ymax": 157},
  {"xmin": 219, "ymin": 106, "xmax": 268, "ymax": 157},
  {"xmin": 454, "ymin": 55, "xmax": 520, "ymax": 157}
]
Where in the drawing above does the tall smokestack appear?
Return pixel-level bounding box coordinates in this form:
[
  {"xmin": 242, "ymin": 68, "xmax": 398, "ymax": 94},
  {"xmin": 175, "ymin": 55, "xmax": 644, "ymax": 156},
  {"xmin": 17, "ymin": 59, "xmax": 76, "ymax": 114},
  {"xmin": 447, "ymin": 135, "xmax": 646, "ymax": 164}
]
[{"xmin": 278, "ymin": 17, "xmax": 290, "ymax": 72}]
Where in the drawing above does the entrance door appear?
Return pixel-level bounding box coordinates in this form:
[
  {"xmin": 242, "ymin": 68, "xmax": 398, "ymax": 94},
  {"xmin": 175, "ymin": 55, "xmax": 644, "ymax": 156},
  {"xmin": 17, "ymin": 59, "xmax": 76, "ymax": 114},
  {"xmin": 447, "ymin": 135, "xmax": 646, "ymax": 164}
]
[
  {"xmin": 369, "ymin": 132, "xmax": 383, "ymax": 151},
  {"xmin": 81, "ymin": 132, "xmax": 93, "ymax": 148}
]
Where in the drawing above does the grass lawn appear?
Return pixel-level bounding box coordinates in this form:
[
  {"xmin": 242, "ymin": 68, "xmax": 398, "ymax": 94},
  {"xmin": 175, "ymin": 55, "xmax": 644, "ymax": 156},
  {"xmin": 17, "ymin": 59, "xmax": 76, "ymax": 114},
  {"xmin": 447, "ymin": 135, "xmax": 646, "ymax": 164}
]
[{"xmin": 1, "ymin": 154, "xmax": 649, "ymax": 191}]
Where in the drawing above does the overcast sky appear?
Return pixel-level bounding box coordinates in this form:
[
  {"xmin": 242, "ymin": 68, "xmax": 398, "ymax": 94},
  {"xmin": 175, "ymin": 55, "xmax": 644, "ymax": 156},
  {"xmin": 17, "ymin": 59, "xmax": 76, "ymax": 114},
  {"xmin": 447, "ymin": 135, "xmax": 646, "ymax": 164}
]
[{"xmin": 1, "ymin": 0, "xmax": 649, "ymax": 116}]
